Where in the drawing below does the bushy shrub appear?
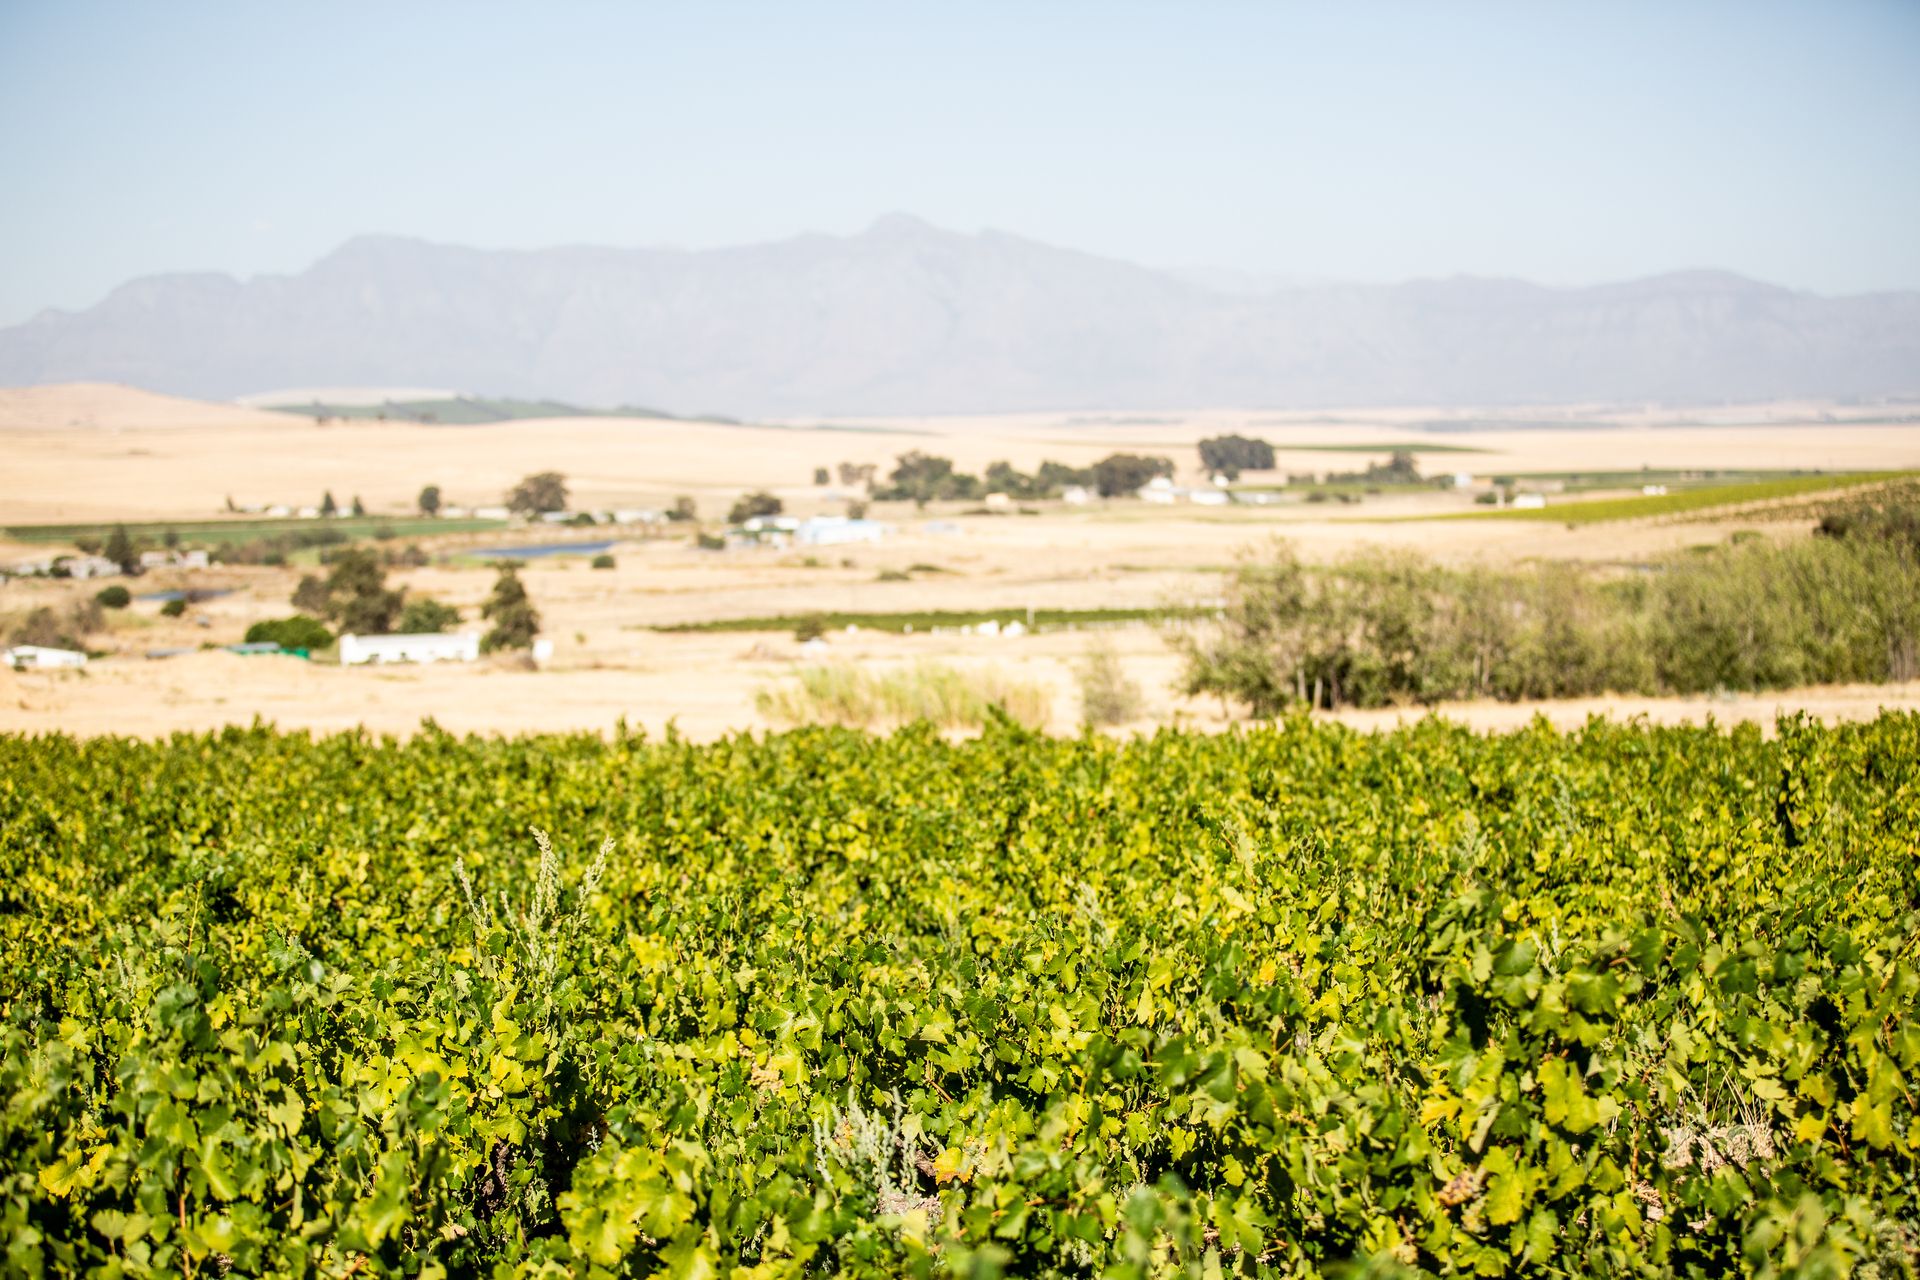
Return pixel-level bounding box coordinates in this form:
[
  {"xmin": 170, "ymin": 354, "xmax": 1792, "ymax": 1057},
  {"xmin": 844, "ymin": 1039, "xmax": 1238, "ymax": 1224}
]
[
  {"xmin": 1076, "ymin": 642, "xmax": 1143, "ymax": 726},
  {"xmin": 159, "ymin": 599, "xmax": 186, "ymax": 618},
  {"xmin": 756, "ymin": 661, "xmax": 1049, "ymax": 729},
  {"xmin": 590, "ymin": 554, "xmax": 615, "ymax": 570},
  {"xmin": 1180, "ymin": 506, "xmax": 1920, "ymax": 712},
  {"xmin": 480, "ymin": 567, "xmax": 539, "ymax": 653},
  {"xmin": 94, "ymin": 585, "xmax": 130, "ymax": 609},
  {"xmin": 244, "ymin": 615, "xmax": 335, "ymax": 650},
  {"xmin": 728, "ymin": 491, "xmax": 783, "ymax": 524},
  {"xmin": 397, "ymin": 597, "xmax": 460, "ymax": 634}
]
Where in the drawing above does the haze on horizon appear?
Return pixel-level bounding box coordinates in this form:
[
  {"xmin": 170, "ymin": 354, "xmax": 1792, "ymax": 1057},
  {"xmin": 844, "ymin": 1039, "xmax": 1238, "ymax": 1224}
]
[{"xmin": 2, "ymin": 0, "xmax": 1918, "ymax": 329}]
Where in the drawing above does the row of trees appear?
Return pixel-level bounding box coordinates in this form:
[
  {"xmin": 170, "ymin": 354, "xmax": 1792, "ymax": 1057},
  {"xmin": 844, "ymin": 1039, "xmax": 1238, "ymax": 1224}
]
[
  {"xmin": 1179, "ymin": 486, "xmax": 1920, "ymax": 712},
  {"xmin": 861, "ymin": 451, "xmax": 1178, "ymax": 506},
  {"xmin": 1196, "ymin": 434, "xmax": 1275, "ymax": 480},
  {"xmin": 819, "ymin": 436, "xmax": 1289, "ymax": 506},
  {"xmin": 286, "ymin": 550, "xmax": 539, "ymax": 651}
]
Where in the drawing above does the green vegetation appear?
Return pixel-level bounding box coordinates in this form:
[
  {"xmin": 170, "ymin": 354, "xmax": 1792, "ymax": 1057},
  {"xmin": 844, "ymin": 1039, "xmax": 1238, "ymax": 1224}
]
[
  {"xmin": 1075, "ymin": 641, "xmax": 1144, "ymax": 726},
  {"xmin": 292, "ymin": 550, "xmax": 405, "ymax": 635},
  {"xmin": 874, "ymin": 452, "xmax": 1174, "ymax": 504},
  {"xmin": 6, "ymin": 598, "xmax": 102, "ymax": 651},
  {"xmin": 590, "ymin": 554, "xmax": 616, "ymax": 570},
  {"xmin": 2, "ymin": 517, "xmax": 504, "ymax": 549},
  {"xmin": 1092, "ymin": 453, "xmax": 1176, "ymax": 497},
  {"xmin": 875, "ymin": 452, "xmax": 983, "ymax": 506},
  {"xmin": 480, "ymin": 565, "xmax": 540, "ymax": 653},
  {"xmin": 756, "ymin": 662, "xmax": 1050, "ymax": 730},
  {"xmin": 242, "ymin": 615, "xmax": 335, "ymax": 651},
  {"xmin": 93, "ymin": 585, "xmax": 130, "ymax": 610},
  {"xmin": 1431, "ymin": 472, "xmax": 1908, "ymax": 524},
  {"xmin": 506, "ymin": 472, "xmax": 570, "ymax": 518},
  {"xmin": 158, "ymin": 599, "xmax": 186, "ymax": 619},
  {"xmin": 1181, "ymin": 488, "xmax": 1920, "ymax": 711},
  {"xmin": 3, "ymin": 715, "xmax": 1917, "ymax": 1275},
  {"xmin": 728, "ymin": 492, "xmax": 784, "ymax": 524},
  {"xmin": 274, "ymin": 396, "xmax": 744, "ymax": 425},
  {"xmin": 655, "ymin": 605, "xmax": 1191, "ymax": 635},
  {"xmin": 1483, "ymin": 468, "xmax": 1831, "ymax": 495},
  {"xmin": 396, "ymin": 597, "xmax": 461, "ymax": 635},
  {"xmin": 1197, "ymin": 434, "xmax": 1275, "ymax": 480},
  {"xmin": 1281, "ymin": 440, "xmax": 1489, "ymax": 454}
]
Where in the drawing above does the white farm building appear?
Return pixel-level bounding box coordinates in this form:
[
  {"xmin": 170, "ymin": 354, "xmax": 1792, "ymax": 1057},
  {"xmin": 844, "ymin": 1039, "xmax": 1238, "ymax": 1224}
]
[
  {"xmin": 339, "ymin": 632, "xmax": 481, "ymax": 666},
  {"xmin": 795, "ymin": 516, "xmax": 886, "ymax": 547},
  {"xmin": 2, "ymin": 645, "xmax": 87, "ymax": 670}
]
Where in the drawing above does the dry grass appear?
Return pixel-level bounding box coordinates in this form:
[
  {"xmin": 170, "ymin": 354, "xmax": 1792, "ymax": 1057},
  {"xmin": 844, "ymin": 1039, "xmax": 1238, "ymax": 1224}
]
[{"xmin": 755, "ymin": 661, "xmax": 1050, "ymax": 731}]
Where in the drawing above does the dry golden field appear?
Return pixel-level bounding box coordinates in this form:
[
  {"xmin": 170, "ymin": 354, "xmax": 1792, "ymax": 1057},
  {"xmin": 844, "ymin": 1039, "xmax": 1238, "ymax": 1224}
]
[{"xmin": 4, "ymin": 382, "xmax": 1919, "ymax": 738}]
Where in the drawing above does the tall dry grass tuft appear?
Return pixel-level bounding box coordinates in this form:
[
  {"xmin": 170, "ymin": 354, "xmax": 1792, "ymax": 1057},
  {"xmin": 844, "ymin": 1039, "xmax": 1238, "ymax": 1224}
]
[
  {"xmin": 1074, "ymin": 641, "xmax": 1143, "ymax": 726},
  {"xmin": 756, "ymin": 662, "xmax": 1049, "ymax": 731}
]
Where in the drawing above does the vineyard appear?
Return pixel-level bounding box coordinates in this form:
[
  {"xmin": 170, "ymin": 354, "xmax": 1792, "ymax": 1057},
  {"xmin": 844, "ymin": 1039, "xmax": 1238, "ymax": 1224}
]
[{"xmin": 2, "ymin": 715, "xmax": 1917, "ymax": 1277}]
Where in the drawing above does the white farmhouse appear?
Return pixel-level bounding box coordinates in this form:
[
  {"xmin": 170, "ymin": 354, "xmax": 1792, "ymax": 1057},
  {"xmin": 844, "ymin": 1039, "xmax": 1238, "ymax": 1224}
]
[
  {"xmin": 1188, "ymin": 488, "xmax": 1230, "ymax": 507},
  {"xmin": 795, "ymin": 516, "xmax": 885, "ymax": 547},
  {"xmin": 2, "ymin": 645, "xmax": 87, "ymax": 670},
  {"xmin": 1138, "ymin": 476, "xmax": 1178, "ymax": 504},
  {"xmin": 62, "ymin": 556, "xmax": 122, "ymax": 579},
  {"xmin": 1060, "ymin": 486, "xmax": 1092, "ymax": 506},
  {"xmin": 339, "ymin": 632, "xmax": 481, "ymax": 666},
  {"xmin": 1513, "ymin": 493, "xmax": 1548, "ymax": 510}
]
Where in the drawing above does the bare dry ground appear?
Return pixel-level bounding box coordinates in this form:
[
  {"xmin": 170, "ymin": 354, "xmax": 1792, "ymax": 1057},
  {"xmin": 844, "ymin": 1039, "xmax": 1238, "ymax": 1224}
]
[
  {"xmin": 5, "ymin": 625, "xmax": 1917, "ymax": 742},
  {"xmin": 4, "ymin": 382, "xmax": 1919, "ymax": 739}
]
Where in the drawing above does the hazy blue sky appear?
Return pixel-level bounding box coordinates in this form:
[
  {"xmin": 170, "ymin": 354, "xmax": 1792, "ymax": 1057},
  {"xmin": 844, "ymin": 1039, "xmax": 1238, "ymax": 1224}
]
[{"xmin": 2, "ymin": 1, "xmax": 1917, "ymax": 325}]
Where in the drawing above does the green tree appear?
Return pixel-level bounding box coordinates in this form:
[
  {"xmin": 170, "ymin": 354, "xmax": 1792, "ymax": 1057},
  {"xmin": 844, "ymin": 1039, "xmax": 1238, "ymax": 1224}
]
[
  {"xmin": 397, "ymin": 597, "xmax": 461, "ymax": 634},
  {"xmin": 417, "ymin": 484, "xmax": 443, "ymax": 517},
  {"xmin": 244, "ymin": 616, "xmax": 335, "ymax": 650},
  {"xmin": 878, "ymin": 452, "xmax": 981, "ymax": 507},
  {"xmin": 350, "ymin": 495, "xmax": 366, "ymax": 518},
  {"xmin": 320, "ymin": 491, "xmax": 339, "ymax": 518},
  {"xmin": 481, "ymin": 566, "xmax": 540, "ymax": 652},
  {"xmin": 9, "ymin": 606, "xmax": 71, "ymax": 648},
  {"xmin": 1198, "ymin": 434, "xmax": 1275, "ymax": 480},
  {"xmin": 984, "ymin": 460, "xmax": 1041, "ymax": 499},
  {"xmin": 506, "ymin": 471, "xmax": 569, "ymax": 516},
  {"xmin": 103, "ymin": 524, "xmax": 139, "ymax": 575},
  {"xmin": 1092, "ymin": 453, "xmax": 1174, "ymax": 498},
  {"xmin": 728, "ymin": 492, "xmax": 784, "ymax": 524},
  {"xmin": 293, "ymin": 549, "xmax": 404, "ymax": 634},
  {"xmin": 813, "ymin": 467, "xmax": 830, "ymax": 486},
  {"xmin": 94, "ymin": 585, "xmax": 131, "ymax": 609},
  {"xmin": 667, "ymin": 496, "xmax": 697, "ymax": 523}
]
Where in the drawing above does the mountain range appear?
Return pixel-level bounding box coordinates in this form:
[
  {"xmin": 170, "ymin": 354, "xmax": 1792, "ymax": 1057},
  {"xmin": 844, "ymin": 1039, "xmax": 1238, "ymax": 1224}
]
[{"xmin": 2, "ymin": 214, "xmax": 1917, "ymax": 416}]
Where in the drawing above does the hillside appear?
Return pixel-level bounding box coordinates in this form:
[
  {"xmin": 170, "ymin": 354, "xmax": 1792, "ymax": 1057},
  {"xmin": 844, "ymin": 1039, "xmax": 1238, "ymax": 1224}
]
[
  {"xmin": 0, "ymin": 382, "xmax": 303, "ymax": 431},
  {"xmin": 2, "ymin": 218, "xmax": 1918, "ymax": 414}
]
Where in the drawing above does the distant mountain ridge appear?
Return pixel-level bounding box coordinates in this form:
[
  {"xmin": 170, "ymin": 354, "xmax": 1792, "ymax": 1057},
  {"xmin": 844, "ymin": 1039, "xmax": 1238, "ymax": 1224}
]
[{"xmin": 2, "ymin": 215, "xmax": 1916, "ymax": 415}]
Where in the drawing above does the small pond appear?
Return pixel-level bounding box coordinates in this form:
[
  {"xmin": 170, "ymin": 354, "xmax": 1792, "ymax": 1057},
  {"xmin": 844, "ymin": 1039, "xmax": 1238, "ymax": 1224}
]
[{"xmin": 466, "ymin": 541, "xmax": 616, "ymax": 560}]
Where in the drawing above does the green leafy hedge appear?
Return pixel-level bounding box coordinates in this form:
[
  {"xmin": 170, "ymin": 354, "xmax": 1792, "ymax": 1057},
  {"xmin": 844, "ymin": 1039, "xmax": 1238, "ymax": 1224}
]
[{"xmin": 2, "ymin": 715, "xmax": 1916, "ymax": 1277}]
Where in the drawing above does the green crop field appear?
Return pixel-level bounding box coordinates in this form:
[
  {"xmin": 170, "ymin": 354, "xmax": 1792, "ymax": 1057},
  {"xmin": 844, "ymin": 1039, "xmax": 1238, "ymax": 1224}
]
[
  {"xmin": 1273, "ymin": 442, "xmax": 1490, "ymax": 455},
  {"xmin": 3, "ymin": 716, "xmax": 1916, "ymax": 1277},
  {"xmin": 653, "ymin": 606, "xmax": 1194, "ymax": 635},
  {"xmin": 3, "ymin": 516, "xmax": 507, "ymax": 547},
  {"xmin": 1430, "ymin": 473, "xmax": 1908, "ymax": 524}
]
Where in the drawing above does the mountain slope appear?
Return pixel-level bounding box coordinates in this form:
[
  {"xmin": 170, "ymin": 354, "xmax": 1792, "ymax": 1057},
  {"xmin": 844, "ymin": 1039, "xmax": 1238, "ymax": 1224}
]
[{"xmin": 2, "ymin": 216, "xmax": 1916, "ymax": 414}]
